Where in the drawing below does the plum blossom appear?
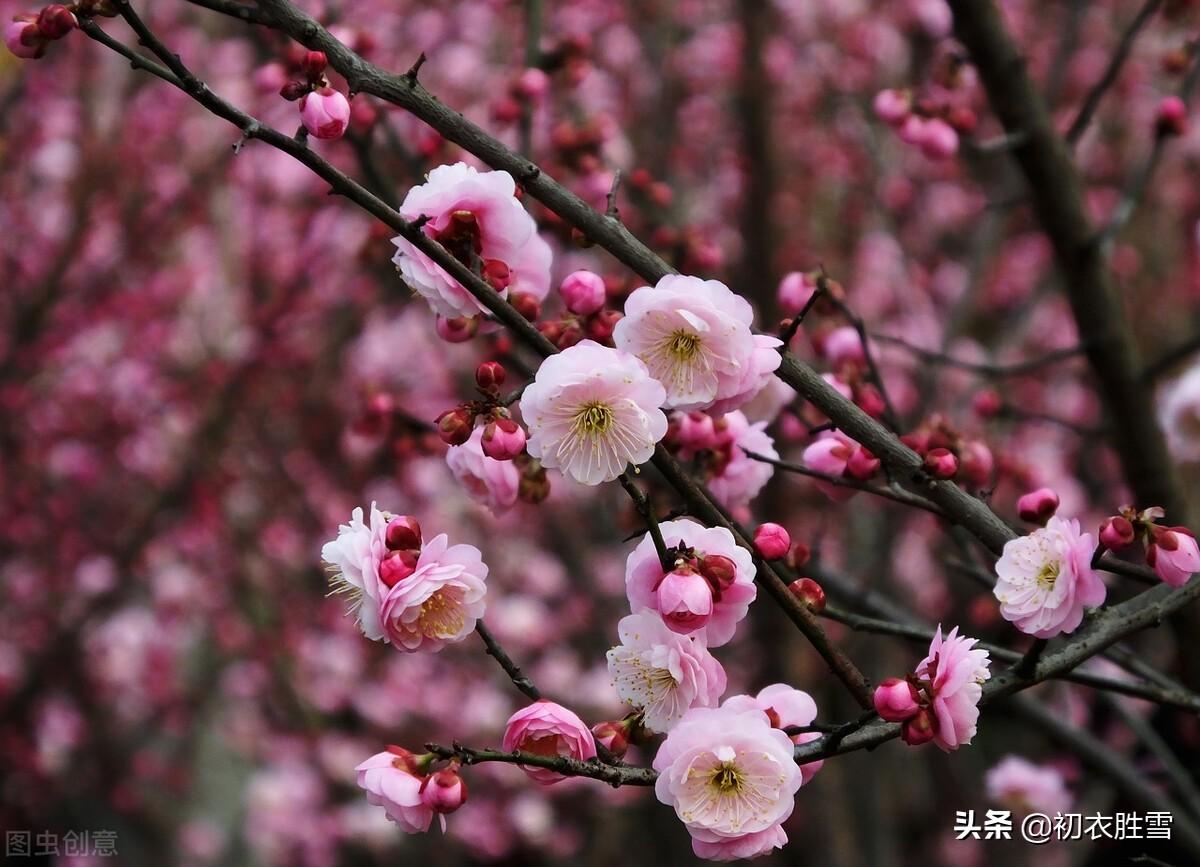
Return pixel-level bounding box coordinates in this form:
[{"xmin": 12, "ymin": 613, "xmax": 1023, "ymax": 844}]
[
  {"xmin": 985, "ymin": 756, "xmax": 1072, "ymax": 816},
  {"xmin": 322, "ymin": 503, "xmax": 391, "ymax": 641},
  {"xmin": 722, "ymin": 684, "xmax": 824, "ymax": 785},
  {"xmin": 355, "ymin": 749, "xmax": 435, "ymax": 834},
  {"xmin": 519, "ymin": 340, "xmax": 668, "ymax": 485},
  {"xmin": 502, "ymin": 700, "xmax": 597, "ymax": 785},
  {"xmin": 653, "ymin": 704, "xmax": 801, "ymax": 861},
  {"xmin": 994, "ymin": 516, "xmax": 1105, "ymax": 638},
  {"xmin": 915, "ymin": 626, "xmax": 991, "ymax": 752},
  {"xmin": 625, "ymin": 519, "xmax": 756, "ymax": 647},
  {"xmin": 606, "ymin": 611, "xmax": 727, "ymax": 733},
  {"xmin": 1147, "ymin": 526, "xmax": 1200, "ymax": 587},
  {"xmin": 613, "ymin": 274, "xmax": 782, "ymax": 413},
  {"xmin": 445, "ymin": 425, "xmax": 520, "ymax": 514},
  {"xmin": 1157, "ymin": 364, "xmax": 1200, "ymax": 462},
  {"xmin": 391, "ymin": 162, "xmax": 552, "ymax": 319},
  {"xmin": 677, "ymin": 410, "xmax": 776, "ymax": 510}
]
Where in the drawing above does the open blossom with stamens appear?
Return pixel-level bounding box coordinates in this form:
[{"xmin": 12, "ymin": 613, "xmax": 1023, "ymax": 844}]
[
  {"xmin": 704, "ymin": 411, "xmax": 777, "ymax": 510},
  {"xmin": 613, "ymin": 275, "xmax": 782, "ymax": 413},
  {"xmin": 625, "ymin": 519, "xmax": 756, "ymax": 647},
  {"xmin": 519, "ymin": 340, "xmax": 668, "ymax": 485},
  {"xmin": 915, "ymin": 626, "xmax": 991, "ymax": 752},
  {"xmin": 445, "ymin": 425, "xmax": 520, "ymax": 514},
  {"xmin": 321, "ymin": 503, "xmax": 391, "ymax": 641},
  {"xmin": 653, "ymin": 704, "xmax": 802, "ymax": 861},
  {"xmin": 722, "ymin": 684, "xmax": 824, "ymax": 785},
  {"xmin": 994, "ymin": 516, "xmax": 1105, "ymax": 638},
  {"xmin": 606, "ymin": 611, "xmax": 727, "ymax": 733},
  {"xmin": 985, "ymin": 756, "xmax": 1072, "ymax": 816},
  {"xmin": 391, "ymin": 162, "xmax": 552, "ymax": 319},
  {"xmin": 502, "ymin": 700, "xmax": 597, "ymax": 786}
]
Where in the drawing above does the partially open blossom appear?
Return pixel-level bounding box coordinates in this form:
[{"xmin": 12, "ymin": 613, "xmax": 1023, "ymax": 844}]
[
  {"xmin": 614, "ymin": 274, "xmax": 782, "ymax": 413},
  {"xmin": 653, "ymin": 704, "xmax": 801, "ymax": 861},
  {"xmin": 1147, "ymin": 526, "xmax": 1200, "ymax": 587},
  {"xmin": 392, "ymin": 163, "xmax": 552, "ymax": 319},
  {"xmin": 606, "ymin": 611, "xmax": 727, "ymax": 733},
  {"xmin": 559, "ymin": 270, "xmax": 607, "ymax": 316},
  {"xmin": 873, "ymin": 678, "xmax": 921, "ymax": 723},
  {"xmin": 994, "ymin": 516, "xmax": 1105, "ymax": 638},
  {"xmin": 1099, "ymin": 515, "xmax": 1135, "ymax": 551},
  {"xmin": 5, "ymin": 15, "xmax": 45, "ymax": 59},
  {"xmin": 801, "ymin": 432, "xmax": 874, "ymax": 501},
  {"xmin": 502, "ymin": 700, "xmax": 597, "ymax": 785},
  {"xmin": 626, "ymin": 520, "xmax": 756, "ymax": 647},
  {"xmin": 299, "ymin": 87, "xmax": 351, "ymax": 139},
  {"xmin": 703, "ymin": 411, "xmax": 777, "ymax": 509},
  {"xmin": 378, "ymin": 533, "xmax": 488, "ymax": 652},
  {"xmin": 420, "ymin": 768, "xmax": 468, "ymax": 816},
  {"xmin": 656, "ymin": 567, "xmax": 715, "ymax": 634},
  {"xmin": 519, "ymin": 340, "xmax": 667, "ymax": 485},
  {"xmin": 445, "ymin": 425, "xmax": 520, "ymax": 514},
  {"xmin": 722, "ymin": 684, "xmax": 825, "ymax": 785},
  {"xmin": 985, "ymin": 756, "xmax": 1072, "ymax": 817},
  {"xmin": 1017, "ymin": 487, "xmax": 1059, "ymax": 525},
  {"xmin": 914, "ymin": 626, "xmax": 991, "ymax": 752},
  {"xmin": 480, "ymin": 417, "xmax": 526, "ymax": 461},
  {"xmin": 321, "ymin": 503, "xmax": 391, "ymax": 641},
  {"xmin": 355, "ymin": 750, "xmax": 434, "ymax": 834},
  {"xmin": 753, "ymin": 523, "xmax": 790, "ymax": 560}
]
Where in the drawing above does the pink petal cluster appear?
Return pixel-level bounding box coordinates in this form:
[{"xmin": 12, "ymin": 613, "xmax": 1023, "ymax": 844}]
[
  {"xmin": 606, "ymin": 611, "xmax": 727, "ymax": 733},
  {"xmin": 445, "ymin": 425, "xmax": 520, "ymax": 514},
  {"xmin": 519, "ymin": 340, "xmax": 668, "ymax": 485},
  {"xmin": 355, "ymin": 750, "xmax": 434, "ymax": 834},
  {"xmin": 653, "ymin": 704, "xmax": 801, "ymax": 861},
  {"xmin": 722, "ymin": 684, "xmax": 824, "ymax": 785},
  {"xmin": 625, "ymin": 519, "xmax": 757, "ymax": 647},
  {"xmin": 673, "ymin": 410, "xmax": 777, "ymax": 509},
  {"xmin": 1147, "ymin": 527, "xmax": 1200, "ymax": 587},
  {"xmin": 985, "ymin": 756, "xmax": 1072, "ymax": 817},
  {"xmin": 321, "ymin": 502, "xmax": 391, "ymax": 640},
  {"xmin": 915, "ymin": 626, "xmax": 991, "ymax": 752},
  {"xmin": 994, "ymin": 516, "xmax": 1106, "ymax": 638},
  {"xmin": 613, "ymin": 274, "xmax": 782, "ymax": 413},
  {"xmin": 801, "ymin": 431, "xmax": 880, "ymax": 501},
  {"xmin": 501, "ymin": 700, "xmax": 598, "ymax": 786},
  {"xmin": 391, "ymin": 162, "xmax": 552, "ymax": 319}
]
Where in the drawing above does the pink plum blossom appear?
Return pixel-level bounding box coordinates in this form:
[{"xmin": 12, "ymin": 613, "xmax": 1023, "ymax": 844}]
[
  {"xmin": 378, "ymin": 532, "xmax": 488, "ymax": 652},
  {"xmin": 5, "ymin": 16, "xmax": 45, "ymax": 59},
  {"xmin": 299, "ymin": 87, "xmax": 351, "ymax": 139},
  {"xmin": 1147, "ymin": 527, "xmax": 1200, "ymax": 587},
  {"xmin": 994, "ymin": 516, "xmax": 1106, "ymax": 638},
  {"xmin": 445, "ymin": 425, "xmax": 521, "ymax": 513},
  {"xmin": 355, "ymin": 749, "xmax": 435, "ymax": 834},
  {"xmin": 703, "ymin": 411, "xmax": 777, "ymax": 509},
  {"xmin": 653, "ymin": 704, "xmax": 801, "ymax": 861},
  {"xmin": 321, "ymin": 503, "xmax": 391, "ymax": 641},
  {"xmin": 625, "ymin": 519, "xmax": 756, "ymax": 647},
  {"xmin": 985, "ymin": 756, "xmax": 1072, "ymax": 816},
  {"xmin": 606, "ymin": 611, "xmax": 727, "ymax": 733},
  {"xmin": 1157, "ymin": 364, "xmax": 1200, "ymax": 462},
  {"xmin": 722, "ymin": 684, "xmax": 825, "ymax": 785},
  {"xmin": 391, "ymin": 162, "xmax": 552, "ymax": 319},
  {"xmin": 915, "ymin": 626, "xmax": 991, "ymax": 752},
  {"xmin": 613, "ymin": 274, "xmax": 782, "ymax": 413},
  {"xmin": 519, "ymin": 340, "xmax": 668, "ymax": 485},
  {"xmin": 502, "ymin": 700, "xmax": 598, "ymax": 785},
  {"xmin": 559, "ymin": 270, "xmax": 607, "ymax": 316}
]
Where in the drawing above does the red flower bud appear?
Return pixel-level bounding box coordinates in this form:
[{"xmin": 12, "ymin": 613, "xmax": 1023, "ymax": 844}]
[
  {"xmin": 509, "ymin": 291, "xmax": 542, "ymax": 322},
  {"xmin": 923, "ymin": 447, "xmax": 958, "ymax": 480},
  {"xmin": 300, "ymin": 50, "xmax": 327, "ymax": 78},
  {"xmin": 900, "ymin": 706, "xmax": 938, "ymax": 746},
  {"xmin": 788, "ymin": 577, "xmax": 826, "ymax": 612},
  {"xmin": 475, "ymin": 361, "xmax": 507, "ymax": 392},
  {"xmin": 697, "ymin": 554, "xmax": 737, "ymax": 594},
  {"xmin": 385, "ymin": 515, "xmax": 422, "ymax": 551},
  {"xmin": 435, "ymin": 315, "xmax": 479, "ymax": 343},
  {"xmin": 35, "ymin": 5, "xmax": 76, "ymax": 40},
  {"xmin": 435, "ymin": 407, "xmax": 475, "ymax": 446},
  {"xmin": 788, "ymin": 542, "xmax": 811, "ymax": 569},
  {"xmin": 1099, "ymin": 515, "xmax": 1135, "ymax": 551},
  {"xmin": 279, "ymin": 79, "xmax": 311, "ymax": 101},
  {"xmin": 591, "ymin": 721, "xmax": 629, "ymax": 758},
  {"xmin": 379, "ymin": 549, "xmax": 418, "ymax": 587}
]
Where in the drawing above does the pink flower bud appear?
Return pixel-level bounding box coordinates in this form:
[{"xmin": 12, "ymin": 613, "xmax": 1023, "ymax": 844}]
[
  {"xmin": 35, "ymin": 5, "xmax": 75, "ymax": 40},
  {"xmin": 585, "ymin": 308, "xmax": 622, "ymax": 343},
  {"xmin": 385, "ymin": 515, "xmax": 422, "ymax": 551},
  {"xmin": 897, "ymin": 114, "xmax": 927, "ymax": 144},
  {"xmin": 482, "ymin": 258, "xmax": 512, "ymax": 291},
  {"xmin": 475, "ymin": 361, "xmax": 507, "ymax": 391},
  {"xmin": 656, "ymin": 568, "xmax": 714, "ymax": 634},
  {"xmin": 1017, "ymin": 487, "xmax": 1060, "ymax": 525},
  {"xmin": 697, "ymin": 554, "xmax": 737, "ymax": 594},
  {"xmin": 420, "ymin": 768, "xmax": 468, "ymax": 814},
  {"xmin": 923, "ymin": 447, "xmax": 958, "ymax": 479},
  {"xmin": 821, "ymin": 326, "xmax": 866, "ymax": 367},
  {"xmin": 753, "ymin": 523, "xmax": 791, "ymax": 560},
  {"xmin": 788, "ymin": 577, "xmax": 826, "ymax": 612},
  {"xmin": 854, "ymin": 383, "xmax": 887, "ymax": 419},
  {"xmin": 788, "ymin": 542, "xmax": 811, "ymax": 569},
  {"xmin": 379, "ymin": 549, "xmax": 418, "ymax": 587},
  {"xmin": 920, "ymin": 118, "xmax": 959, "ymax": 160},
  {"xmin": 510, "ymin": 291, "xmax": 542, "ymax": 322},
  {"xmin": 559, "ymin": 270, "xmax": 607, "ymax": 316},
  {"xmin": 777, "ymin": 271, "xmax": 818, "ymax": 317},
  {"xmin": 590, "ymin": 721, "xmax": 629, "ymax": 757},
  {"xmin": 435, "ymin": 407, "xmax": 475, "ymax": 446},
  {"xmin": 873, "ymin": 677, "xmax": 921, "ymax": 723},
  {"xmin": 514, "ymin": 67, "xmax": 550, "ymax": 101},
  {"xmin": 873, "ymin": 88, "xmax": 912, "ymax": 126},
  {"xmin": 845, "ymin": 446, "xmax": 881, "ymax": 481},
  {"xmin": 973, "ymin": 389, "xmax": 1002, "ymax": 418},
  {"xmin": 556, "ymin": 322, "xmax": 584, "ymax": 350},
  {"xmin": 677, "ymin": 411, "xmax": 718, "ymax": 452},
  {"xmin": 300, "ymin": 50, "xmax": 327, "ymax": 79},
  {"xmin": 299, "ymin": 86, "xmax": 351, "ymax": 139},
  {"xmin": 435, "ymin": 315, "xmax": 479, "ymax": 343},
  {"xmin": 1099, "ymin": 515, "xmax": 1135, "ymax": 551},
  {"xmin": 481, "ymin": 417, "xmax": 527, "ymax": 461},
  {"xmin": 958, "ymin": 440, "xmax": 994, "ymax": 488},
  {"xmin": 900, "ymin": 706, "xmax": 938, "ymax": 746},
  {"xmin": 1148, "ymin": 527, "xmax": 1200, "ymax": 587},
  {"xmin": 5, "ymin": 17, "xmax": 46, "ymax": 59},
  {"xmin": 1157, "ymin": 96, "xmax": 1188, "ymax": 137}
]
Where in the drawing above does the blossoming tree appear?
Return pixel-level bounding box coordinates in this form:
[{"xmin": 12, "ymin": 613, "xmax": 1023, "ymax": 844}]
[{"xmin": 6, "ymin": 0, "xmax": 1200, "ymax": 864}]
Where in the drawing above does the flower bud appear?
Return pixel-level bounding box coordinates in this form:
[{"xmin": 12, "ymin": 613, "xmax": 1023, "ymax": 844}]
[
  {"xmin": 788, "ymin": 542, "xmax": 811, "ymax": 569},
  {"xmin": 1017, "ymin": 487, "xmax": 1060, "ymax": 525},
  {"xmin": 300, "ymin": 50, "xmax": 327, "ymax": 78},
  {"xmin": 973, "ymin": 389, "xmax": 1002, "ymax": 418},
  {"xmin": 656, "ymin": 567, "xmax": 714, "ymax": 634},
  {"xmin": 753, "ymin": 523, "xmax": 791, "ymax": 560},
  {"xmin": 697, "ymin": 554, "xmax": 737, "ymax": 594},
  {"xmin": 5, "ymin": 16, "xmax": 46, "ymax": 59},
  {"xmin": 590, "ymin": 720, "xmax": 629, "ymax": 757},
  {"xmin": 513, "ymin": 67, "xmax": 550, "ymax": 101},
  {"xmin": 435, "ymin": 315, "xmax": 479, "ymax": 343},
  {"xmin": 279, "ymin": 79, "xmax": 311, "ymax": 101},
  {"xmin": 777, "ymin": 271, "xmax": 817, "ymax": 317},
  {"xmin": 35, "ymin": 5, "xmax": 75, "ymax": 40},
  {"xmin": 919, "ymin": 118, "xmax": 959, "ymax": 160},
  {"xmin": 435, "ymin": 407, "xmax": 475, "ymax": 446},
  {"xmin": 481, "ymin": 417, "xmax": 527, "ymax": 461},
  {"xmin": 1099, "ymin": 515, "xmax": 1135, "ymax": 551},
  {"xmin": 788, "ymin": 577, "xmax": 826, "ymax": 612},
  {"xmin": 299, "ymin": 86, "xmax": 351, "ymax": 139},
  {"xmin": 873, "ymin": 88, "xmax": 911, "ymax": 126},
  {"xmin": 482, "ymin": 258, "xmax": 512, "ymax": 291},
  {"xmin": 559, "ymin": 270, "xmax": 607, "ymax": 316},
  {"xmin": 420, "ymin": 768, "xmax": 468, "ymax": 814},
  {"xmin": 873, "ymin": 678, "xmax": 921, "ymax": 723},
  {"xmin": 923, "ymin": 447, "xmax": 958, "ymax": 479},
  {"xmin": 509, "ymin": 291, "xmax": 542, "ymax": 322},
  {"xmin": 900, "ymin": 706, "xmax": 938, "ymax": 746},
  {"xmin": 1157, "ymin": 96, "xmax": 1188, "ymax": 137},
  {"xmin": 845, "ymin": 446, "xmax": 881, "ymax": 481},
  {"xmin": 1148, "ymin": 526, "xmax": 1200, "ymax": 587},
  {"xmin": 556, "ymin": 322, "xmax": 584, "ymax": 350},
  {"xmin": 385, "ymin": 515, "xmax": 422, "ymax": 551},
  {"xmin": 379, "ymin": 549, "xmax": 419, "ymax": 587},
  {"xmin": 475, "ymin": 361, "xmax": 507, "ymax": 392},
  {"xmin": 585, "ymin": 309, "xmax": 622, "ymax": 343}
]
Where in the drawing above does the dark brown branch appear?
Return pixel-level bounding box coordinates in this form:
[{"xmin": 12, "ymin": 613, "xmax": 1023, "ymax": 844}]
[
  {"xmin": 426, "ymin": 742, "xmax": 656, "ymax": 787},
  {"xmin": 475, "ymin": 622, "xmax": 541, "ymax": 701},
  {"xmin": 618, "ymin": 472, "xmax": 673, "ymax": 573}
]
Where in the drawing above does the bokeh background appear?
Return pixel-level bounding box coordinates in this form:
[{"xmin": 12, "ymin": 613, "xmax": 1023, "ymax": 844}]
[{"xmin": 3, "ymin": 0, "xmax": 1200, "ymax": 864}]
